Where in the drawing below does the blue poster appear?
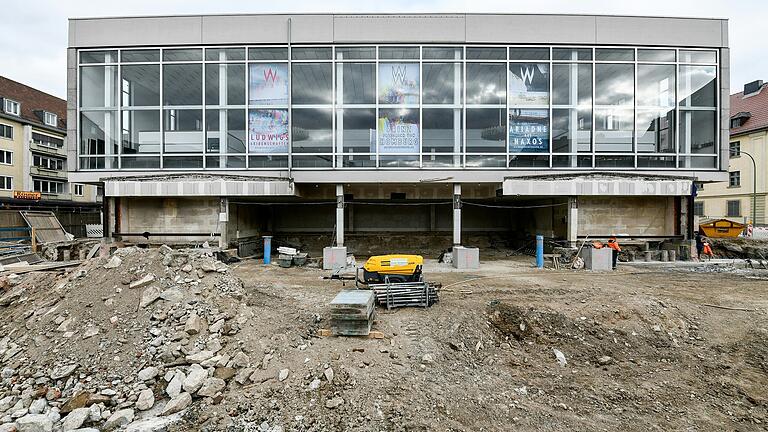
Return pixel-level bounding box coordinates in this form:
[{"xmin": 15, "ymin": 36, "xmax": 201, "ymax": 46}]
[
  {"xmin": 378, "ymin": 63, "xmax": 420, "ymax": 105},
  {"xmin": 249, "ymin": 64, "xmax": 288, "ymax": 106},
  {"xmin": 509, "ymin": 109, "xmax": 549, "ymax": 152},
  {"xmin": 248, "ymin": 109, "xmax": 288, "ymax": 153}
]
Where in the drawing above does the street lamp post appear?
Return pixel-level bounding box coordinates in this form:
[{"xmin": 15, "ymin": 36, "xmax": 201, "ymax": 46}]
[{"xmin": 739, "ymin": 150, "xmax": 757, "ymax": 229}]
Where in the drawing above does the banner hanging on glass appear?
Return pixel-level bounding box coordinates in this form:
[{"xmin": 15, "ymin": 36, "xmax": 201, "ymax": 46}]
[
  {"xmin": 509, "ymin": 63, "xmax": 549, "ymax": 106},
  {"xmin": 249, "ymin": 64, "xmax": 288, "ymax": 106},
  {"xmin": 378, "ymin": 63, "xmax": 420, "ymax": 105},
  {"xmin": 248, "ymin": 109, "xmax": 288, "ymax": 153},
  {"xmin": 378, "ymin": 109, "xmax": 419, "ymax": 154},
  {"xmin": 509, "ymin": 109, "xmax": 549, "ymax": 153}
]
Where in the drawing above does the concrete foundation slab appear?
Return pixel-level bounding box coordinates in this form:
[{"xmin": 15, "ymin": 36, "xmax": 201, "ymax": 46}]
[
  {"xmin": 452, "ymin": 246, "xmax": 479, "ymax": 269},
  {"xmin": 581, "ymin": 247, "xmax": 612, "ymax": 271},
  {"xmin": 323, "ymin": 247, "xmax": 348, "ymax": 270}
]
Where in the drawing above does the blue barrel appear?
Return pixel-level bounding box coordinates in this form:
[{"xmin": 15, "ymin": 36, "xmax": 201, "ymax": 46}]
[
  {"xmin": 536, "ymin": 235, "xmax": 544, "ymax": 269},
  {"xmin": 263, "ymin": 236, "xmax": 272, "ymax": 264}
]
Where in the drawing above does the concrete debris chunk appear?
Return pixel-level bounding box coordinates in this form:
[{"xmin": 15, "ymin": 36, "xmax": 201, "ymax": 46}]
[
  {"xmin": 125, "ymin": 413, "xmax": 183, "ymax": 432},
  {"xmin": 60, "ymin": 407, "xmax": 90, "ymax": 431},
  {"xmin": 136, "ymin": 389, "xmax": 155, "ymax": 411},
  {"xmin": 16, "ymin": 413, "xmax": 54, "ymax": 432},
  {"xmin": 104, "ymin": 256, "xmax": 122, "ymax": 269},
  {"xmin": 197, "ymin": 377, "xmax": 226, "ymax": 397},
  {"xmin": 103, "ymin": 408, "xmax": 134, "ymax": 431},
  {"xmin": 161, "ymin": 392, "xmax": 192, "ymax": 416},
  {"xmin": 140, "ymin": 286, "xmax": 162, "ymax": 308},
  {"xmin": 325, "ymin": 397, "xmax": 343, "ymax": 409},
  {"xmin": 129, "ymin": 273, "xmax": 155, "ymax": 289},
  {"xmin": 278, "ymin": 369, "xmax": 290, "ymax": 382},
  {"xmin": 138, "ymin": 366, "xmax": 159, "ymax": 381},
  {"xmin": 182, "ymin": 364, "xmax": 207, "ymax": 393},
  {"xmin": 166, "ymin": 371, "xmax": 185, "ymax": 398},
  {"xmin": 51, "ymin": 364, "xmax": 78, "ymax": 380},
  {"xmin": 184, "ymin": 313, "xmax": 204, "ymax": 335}
]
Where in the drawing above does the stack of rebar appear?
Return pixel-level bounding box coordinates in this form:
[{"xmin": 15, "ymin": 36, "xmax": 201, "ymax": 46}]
[
  {"xmin": 368, "ymin": 281, "xmax": 439, "ymax": 309},
  {"xmin": 329, "ymin": 290, "xmax": 376, "ymax": 336}
]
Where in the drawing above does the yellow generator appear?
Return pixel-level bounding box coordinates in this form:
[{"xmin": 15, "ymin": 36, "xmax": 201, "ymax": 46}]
[{"xmin": 359, "ymin": 254, "xmax": 424, "ymax": 284}]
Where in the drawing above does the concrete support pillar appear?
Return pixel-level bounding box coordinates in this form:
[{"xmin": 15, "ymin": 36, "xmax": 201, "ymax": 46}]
[
  {"xmin": 452, "ymin": 183, "xmax": 461, "ymax": 246},
  {"xmin": 336, "ymin": 184, "xmax": 344, "ymax": 247},
  {"xmin": 324, "ymin": 184, "xmax": 348, "ymax": 270},
  {"xmin": 219, "ymin": 197, "xmax": 229, "ymax": 249},
  {"xmin": 567, "ymin": 196, "xmax": 579, "ymax": 247}
]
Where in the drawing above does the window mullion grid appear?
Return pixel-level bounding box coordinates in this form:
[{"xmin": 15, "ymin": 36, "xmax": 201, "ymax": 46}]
[
  {"xmin": 159, "ymin": 49, "xmax": 164, "ymax": 169},
  {"xmin": 548, "ymin": 47, "xmax": 553, "ymax": 169},
  {"xmin": 419, "ymin": 48, "xmax": 423, "ymax": 169},
  {"xmin": 462, "ymin": 46, "xmax": 467, "ymax": 168},
  {"xmin": 591, "ymin": 48, "xmax": 596, "ymax": 168},
  {"xmin": 332, "ymin": 47, "xmax": 337, "ymax": 169},
  {"xmin": 633, "ymin": 48, "xmax": 638, "ymax": 168},
  {"xmin": 375, "ymin": 49, "xmax": 379, "ymax": 168}
]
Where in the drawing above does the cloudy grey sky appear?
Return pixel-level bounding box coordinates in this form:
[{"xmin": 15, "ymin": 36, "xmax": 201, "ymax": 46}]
[{"xmin": 1, "ymin": 0, "xmax": 762, "ymax": 98}]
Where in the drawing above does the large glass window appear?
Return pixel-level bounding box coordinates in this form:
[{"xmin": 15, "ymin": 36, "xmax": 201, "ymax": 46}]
[
  {"xmin": 466, "ymin": 108, "xmax": 505, "ymax": 153},
  {"xmin": 163, "ymin": 109, "xmax": 203, "ymax": 153},
  {"xmin": 423, "ymin": 108, "xmax": 462, "ymax": 155},
  {"xmin": 81, "ymin": 66, "xmax": 118, "ymax": 108},
  {"xmin": 595, "ymin": 64, "xmax": 634, "ymax": 106},
  {"xmin": 336, "ymin": 63, "xmax": 375, "ymax": 105},
  {"xmin": 679, "ymin": 66, "xmax": 716, "ymax": 107},
  {"xmin": 77, "ymin": 43, "xmax": 721, "ymax": 171},
  {"xmin": 423, "ymin": 63, "xmax": 462, "ymax": 104},
  {"xmin": 121, "ymin": 65, "xmax": 160, "ymax": 107},
  {"xmin": 205, "ymin": 63, "xmax": 246, "ymax": 106},
  {"xmin": 552, "ymin": 63, "xmax": 592, "ymax": 106},
  {"xmin": 336, "ymin": 109, "xmax": 375, "ymax": 155},
  {"xmin": 205, "ymin": 109, "xmax": 246, "ymax": 153},
  {"xmin": 637, "ymin": 64, "xmax": 675, "ymax": 154},
  {"xmin": 466, "ymin": 64, "xmax": 505, "ymax": 105},
  {"xmin": 552, "ymin": 108, "xmax": 591, "ymax": 153},
  {"xmin": 292, "ymin": 109, "xmax": 333, "ymax": 153},
  {"xmin": 81, "ymin": 111, "xmax": 118, "ymax": 155},
  {"xmin": 679, "ymin": 111, "xmax": 716, "ymax": 154},
  {"xmin": 121, "ymin": 110, "xmax": 160, "ymax": 154},
  {"xmin": 595, "ymin": 109, "xmax": 633, "ymax": 152},
  {"xmin": 292, "ymin": 63, "xmax": 333, "ymax": 105},
  {"xmin": 163, "ymin": 64, "xmax": 202, "ymax": 106}
]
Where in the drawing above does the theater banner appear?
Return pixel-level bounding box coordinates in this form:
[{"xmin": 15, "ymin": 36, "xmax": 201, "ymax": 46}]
[
  {"xmin": 249, "ymin": 64, "xmax": 288, "ymax": 106},
  {"xmin": 378, "ymin": 63, "xmax": 420, "ymax": 105},
  {"xmin": 509, "ymin": 109, "xmax": 549, "ymax": 152},
  {"xmin": 378, "ymin": 111, "xmax": 419, "ymax": 154},
  {"xmin": 508, "ymin": 63, "xmax": 549, "ymax": 106},
  {"xmin": 248, "ymin": 109, "xmax": 288, "ymax": 153}
]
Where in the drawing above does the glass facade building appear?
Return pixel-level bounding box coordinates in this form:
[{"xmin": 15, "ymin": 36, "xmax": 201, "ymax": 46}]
[{"xmin": 76, "ymin": 44, "xmax": 720, "ymax": 171}]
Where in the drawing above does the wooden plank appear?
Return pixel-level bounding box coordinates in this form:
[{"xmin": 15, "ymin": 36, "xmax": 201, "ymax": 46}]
[
  {"xmin": 1, "ymin": 260, "xmax": 82, "ymax": 275},
  {"xmin": 317, "ymin": 328, "xmax": 385, "ymax": 339}
]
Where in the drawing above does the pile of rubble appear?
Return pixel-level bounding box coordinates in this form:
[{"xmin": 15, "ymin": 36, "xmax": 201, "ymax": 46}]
[{"xmin": 0, "ymin": 245, "xmax": 261, "ymax": 431}]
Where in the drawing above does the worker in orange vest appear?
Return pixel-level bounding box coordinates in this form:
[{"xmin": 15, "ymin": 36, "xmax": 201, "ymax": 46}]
[{"xmin": 607, "ymin": 236, "xmax": 621, "ymax": 270}]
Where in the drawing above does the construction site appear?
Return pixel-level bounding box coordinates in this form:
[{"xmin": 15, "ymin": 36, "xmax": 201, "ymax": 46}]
[
  {"xmin": 0, "ymin": 208, "xmax": 767, "ymax": 431},
  {"xmin": 2, "ymin": 10, "xmax": 767, "ymax": 432}
]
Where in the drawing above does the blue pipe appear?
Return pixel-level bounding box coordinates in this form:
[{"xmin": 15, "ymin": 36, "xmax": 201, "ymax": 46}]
[
  {"xmin": 536, "ymin": 235, "xmax": 544, "ymax": 269},
  {"xmin": 263, "ymin": 236, "xmax": 272, "ymax": 265}
]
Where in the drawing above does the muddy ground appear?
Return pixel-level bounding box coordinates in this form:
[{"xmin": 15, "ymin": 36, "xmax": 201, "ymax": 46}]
[{"xmin": 170, "ymin": 257, "xmax": 768, "ymax": 431}]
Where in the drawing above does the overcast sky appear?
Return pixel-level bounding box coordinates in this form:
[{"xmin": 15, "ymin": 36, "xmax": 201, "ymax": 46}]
[{"xmin": 1, "ymin": 0, "xmax": 762, "ymax": 99}]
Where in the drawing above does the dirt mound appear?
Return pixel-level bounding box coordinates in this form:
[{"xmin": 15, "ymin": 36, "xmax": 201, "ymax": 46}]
[{"xmin": 710, "ymin": 237, "xmax": 768, "ymax": 259}]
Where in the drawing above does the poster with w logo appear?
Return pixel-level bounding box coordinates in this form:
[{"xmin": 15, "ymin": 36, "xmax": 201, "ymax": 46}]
[
  {"xmin": 378, "ymin": 63, "xmax": 420, "ymax": 105},
  {"xmin": 509, "ymin": 63, "xmax": 549, "ymax": 106},
  {"xmin": 249, "ymin": 64, "xmax": 288, "ymax": 105}
]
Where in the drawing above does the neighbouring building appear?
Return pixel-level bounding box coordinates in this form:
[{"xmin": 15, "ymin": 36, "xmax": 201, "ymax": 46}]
[
  {"xmin": 66, "ymin": 13, "xmax": 729, "ymax": 264},
  {"xmin": 695, "ymin": 80, "xmax": 768, "ymax": 226},
  {"xmin": 0, "ymin": 76, "xmax": 101, "ymax": 236}
]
